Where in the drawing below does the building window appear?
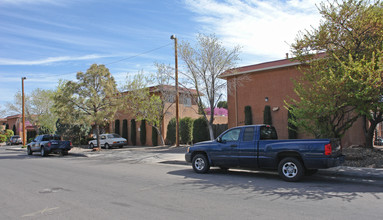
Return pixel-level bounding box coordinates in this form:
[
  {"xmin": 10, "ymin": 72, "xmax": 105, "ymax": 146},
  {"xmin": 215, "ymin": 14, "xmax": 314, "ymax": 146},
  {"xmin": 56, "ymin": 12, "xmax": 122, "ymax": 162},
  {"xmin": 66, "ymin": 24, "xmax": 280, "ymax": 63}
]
[{"xmin": 184, "ymin": 97, "xmax": 191, "ymax": 107}]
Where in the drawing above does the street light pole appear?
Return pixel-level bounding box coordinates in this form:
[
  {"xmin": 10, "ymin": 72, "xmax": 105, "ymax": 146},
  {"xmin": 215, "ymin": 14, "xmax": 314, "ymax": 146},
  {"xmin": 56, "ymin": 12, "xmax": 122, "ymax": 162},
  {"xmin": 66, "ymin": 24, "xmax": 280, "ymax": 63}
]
[
  {"xmin": 21, "ymin": 77, "xmax": 27, "ymax": 146},
  {"xmin": 170, "ymin": 35, "xmax": 180, "ymax": 147}
]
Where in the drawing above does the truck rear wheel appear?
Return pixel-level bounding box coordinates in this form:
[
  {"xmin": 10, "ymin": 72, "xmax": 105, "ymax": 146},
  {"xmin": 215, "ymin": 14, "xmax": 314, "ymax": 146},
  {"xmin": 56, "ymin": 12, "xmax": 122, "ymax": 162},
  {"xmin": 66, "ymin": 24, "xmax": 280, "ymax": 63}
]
[
  {"xmin": 192, "ymin": 154, "xmax": 210, "ymax": 174},
  {"xmin": 278, "ymin": 157, "xmax": 304, "ymax": 182}
]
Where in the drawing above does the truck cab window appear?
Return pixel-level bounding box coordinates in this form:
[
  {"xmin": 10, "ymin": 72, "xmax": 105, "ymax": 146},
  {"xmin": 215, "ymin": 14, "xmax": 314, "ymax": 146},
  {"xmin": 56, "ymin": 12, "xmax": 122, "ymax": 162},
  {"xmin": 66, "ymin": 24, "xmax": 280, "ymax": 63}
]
[
  {"xmin": 260, "ymin": 126, "xmax": 278, "ymax": 140},
  {"xmin": 221, "ymin": 129, "xmax": 241, "ymax": 142},
  {"xmin": 243, "ymin": 127, "xmax": 255, "ymax": 141}
]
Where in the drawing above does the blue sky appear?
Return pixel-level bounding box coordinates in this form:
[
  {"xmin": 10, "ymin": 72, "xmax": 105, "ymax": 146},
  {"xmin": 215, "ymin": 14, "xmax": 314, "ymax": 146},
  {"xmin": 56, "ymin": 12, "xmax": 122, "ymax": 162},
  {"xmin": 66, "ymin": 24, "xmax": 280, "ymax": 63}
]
[{"xmin": 0, "ymin": 0, "xmax": 321, "ymax": 113}]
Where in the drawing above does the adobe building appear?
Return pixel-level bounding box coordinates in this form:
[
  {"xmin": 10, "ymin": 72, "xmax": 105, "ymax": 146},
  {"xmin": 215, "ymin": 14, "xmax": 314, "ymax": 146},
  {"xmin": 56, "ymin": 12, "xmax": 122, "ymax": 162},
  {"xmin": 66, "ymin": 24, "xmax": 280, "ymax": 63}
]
[
  {"xmin": 2, "ymin": 114, "xmax": 37, "ymax": 140},
  {"xmin": 110, "ymin": 85, "xmax": 202, "ymax": 146},
  {"xmin": 219, "ymin": 57, "xmax": 365, "ymax": 147}
]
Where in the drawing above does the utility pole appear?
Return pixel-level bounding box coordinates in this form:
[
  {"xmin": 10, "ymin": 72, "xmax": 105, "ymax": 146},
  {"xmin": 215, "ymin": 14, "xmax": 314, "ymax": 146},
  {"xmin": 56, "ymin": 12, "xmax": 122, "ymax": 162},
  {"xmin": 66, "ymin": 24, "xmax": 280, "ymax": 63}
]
[
  {"xmin": 170, "ymin": 35, "xmax": 180, "ymax": 147},
  {"xmin": 21, "ymin": 77, "xmax": 26, "ymax": 146}
]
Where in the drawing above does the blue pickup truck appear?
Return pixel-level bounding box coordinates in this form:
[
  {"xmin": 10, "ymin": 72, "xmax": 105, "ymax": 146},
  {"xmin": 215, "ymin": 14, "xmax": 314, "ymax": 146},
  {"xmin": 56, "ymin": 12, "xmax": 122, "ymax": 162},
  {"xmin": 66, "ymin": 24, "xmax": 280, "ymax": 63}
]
[
  {"xmin": 185, "ymin": 125, "xmax": 345, "ymax": 181},
  {"xmin": 27, "ymin": 134, "xmax": 72, "ymax": 157}
]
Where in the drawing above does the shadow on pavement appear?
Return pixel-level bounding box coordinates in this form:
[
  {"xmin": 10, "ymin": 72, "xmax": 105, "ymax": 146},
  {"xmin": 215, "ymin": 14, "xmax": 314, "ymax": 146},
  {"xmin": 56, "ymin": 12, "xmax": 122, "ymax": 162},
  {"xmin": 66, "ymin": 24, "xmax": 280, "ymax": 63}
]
[{"xmin": 167, "ymin": 168, "xmax": 383, "ymax": 202}]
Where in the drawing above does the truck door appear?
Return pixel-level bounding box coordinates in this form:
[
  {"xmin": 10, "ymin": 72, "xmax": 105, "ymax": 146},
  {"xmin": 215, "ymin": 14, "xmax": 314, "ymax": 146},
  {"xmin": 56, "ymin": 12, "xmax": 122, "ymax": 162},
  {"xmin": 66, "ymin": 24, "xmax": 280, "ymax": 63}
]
[
  {"xmin": 238, "ymin": 126, "xmax": 258, "ymax": 168},
  {"xmin": 213, "ymin": 128, "xmax": 242, "ymax": 167}
]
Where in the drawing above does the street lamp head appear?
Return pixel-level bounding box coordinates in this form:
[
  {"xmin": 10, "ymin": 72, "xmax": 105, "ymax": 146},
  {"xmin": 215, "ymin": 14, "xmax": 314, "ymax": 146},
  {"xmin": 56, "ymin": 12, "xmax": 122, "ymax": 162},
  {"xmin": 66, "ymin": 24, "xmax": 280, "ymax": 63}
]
[
  {"xmin": 22, "ymin": 77, "xmax": 26, "ymax": 80},
  {"xmin": 170, "ymin": 35, "xmax": 176, "ymax": 40}
]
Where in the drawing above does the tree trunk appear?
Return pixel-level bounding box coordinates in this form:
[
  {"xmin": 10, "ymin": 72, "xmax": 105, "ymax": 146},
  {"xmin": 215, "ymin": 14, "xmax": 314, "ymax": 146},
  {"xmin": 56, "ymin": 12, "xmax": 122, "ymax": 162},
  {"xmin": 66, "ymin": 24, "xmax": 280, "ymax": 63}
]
[
  {"xmin": 364, "ymin": 113, "xmax": 383, "ymax": 149},
  {"xmin": 96, "ymin": 124, "xmax": 101, "ymax": 150},
  {"xmin": 155, "ymin": 126, "xmax": 165, "ymax": 146},
  {"xmin": 208, "ymin": 123, "xmax": 215, "ymax": 140}
]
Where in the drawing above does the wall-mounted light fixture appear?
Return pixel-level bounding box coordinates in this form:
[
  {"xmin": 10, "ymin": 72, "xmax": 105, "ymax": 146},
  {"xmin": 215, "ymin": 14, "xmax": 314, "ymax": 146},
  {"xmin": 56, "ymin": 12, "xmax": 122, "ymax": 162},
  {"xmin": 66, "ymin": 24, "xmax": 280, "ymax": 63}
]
[{"xmin": 265, "ymin": 97, "xmax": 269, "ymax": 102}]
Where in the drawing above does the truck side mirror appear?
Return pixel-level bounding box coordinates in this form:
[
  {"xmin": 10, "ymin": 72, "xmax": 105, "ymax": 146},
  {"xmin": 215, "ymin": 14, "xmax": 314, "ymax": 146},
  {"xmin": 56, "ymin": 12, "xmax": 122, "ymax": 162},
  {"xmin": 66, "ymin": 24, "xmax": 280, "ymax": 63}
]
[{"xmin": 217, "ymin": 137, "xmax": 222, "ymax": 143}]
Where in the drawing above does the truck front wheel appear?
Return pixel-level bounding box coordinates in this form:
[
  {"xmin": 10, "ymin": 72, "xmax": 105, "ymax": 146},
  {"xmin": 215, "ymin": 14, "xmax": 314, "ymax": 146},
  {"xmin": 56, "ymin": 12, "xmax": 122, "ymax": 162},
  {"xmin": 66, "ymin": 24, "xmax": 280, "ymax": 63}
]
[
  {"xmin": 192, "ymin": 154, "xmax": 210, "ymax": 174},
  {"xmin": 278, "ymin": 157, "xmax": 304, "ymax": 182}
]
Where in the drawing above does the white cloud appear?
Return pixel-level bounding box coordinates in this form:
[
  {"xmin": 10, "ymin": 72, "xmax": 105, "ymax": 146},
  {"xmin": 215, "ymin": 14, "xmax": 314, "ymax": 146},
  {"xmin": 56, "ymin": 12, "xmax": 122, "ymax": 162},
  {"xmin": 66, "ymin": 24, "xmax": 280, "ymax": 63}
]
[
  {"xmin": 0, "ymin": 54, "xmax": 114, "ymax": 65},
  {"xmin": 184, "ymin": 0, "xmax": 322, "ymax": 62}
]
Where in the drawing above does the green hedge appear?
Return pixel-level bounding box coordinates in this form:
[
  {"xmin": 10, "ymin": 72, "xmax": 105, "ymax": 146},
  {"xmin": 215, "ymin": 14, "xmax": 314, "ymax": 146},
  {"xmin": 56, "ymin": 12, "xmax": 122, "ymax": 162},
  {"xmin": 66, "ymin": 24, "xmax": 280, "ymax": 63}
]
[
  {"xmin": 152, "ymin": 126, "xmax": 158, "ymax": 146},
  {"xmin": 180, "ymin": 117, "xmax": 193, "ymax": 144},
  {"xmin": 166, "ymin": 118, "xmax": 176, "ymax": 145},
  {"xmin": 263, "ymin": 105, "xmax": 272, "ymax": 125},
  {"xmin": 122, "ymin": 119, "xmax": 128, "ymax": 141},
  {"xmin": 288, "ymin": 109, "xmax": 298, "ymax": 139},
  {"xmin": 0, "ymin": 134, "xmax": 6, "ymax": 143},
  {"xmin": 140, "ymin": 120, "xmax": 146, "ymax": 145},
  {"xmin": 244, "ymin": 106, "xmax": 253, "ymax": 125},
  {"xmin": 114, "ymin": 120, "xmax": 120, "ymax": 135},
  {"xmin": 193, "ymin": 117, "xmax": 209, "ymax": 143},
  {"xmin": 131, "ymin": 119, "xmax": 136, "ymax": 146}
]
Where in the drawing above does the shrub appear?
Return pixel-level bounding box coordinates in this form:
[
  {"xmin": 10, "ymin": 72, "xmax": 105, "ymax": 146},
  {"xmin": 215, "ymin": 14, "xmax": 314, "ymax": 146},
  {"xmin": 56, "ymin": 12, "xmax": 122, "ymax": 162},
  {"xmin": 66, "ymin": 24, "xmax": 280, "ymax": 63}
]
[
  {"xmin": 5, "ymin": 129, "xmax": 14, "ymax": 141},
  {"xmin": 180, "ymin": 117, "xmax": 193, "ymax": 144},
  {"xmin": 193, "ymin": 117, "xmax": 209, "ymax": 143},
  {"xmin": 263, "ymin": 105, "xmax": 272, "ymax": 125},
  {"xmin": 244, "ymin": 106, "xmax": 253, "ymax": 125},
  {"xmin": 152, "ymin": 126, "xmax": 158, "ymax": 146},
  {"xmin": 114, "ymin": 120, "xmax": 120, "ymax": 135},
  {"xmin": 288, "ymin": 109, "xmax": 298, "ymax": 139},
  {"xmin": 166, "ymin": 118, "xmax": 176, "ymax": 145},
  {"xmin": 131, "ymin": 119, "xmax": 136, "ymax": 146},
  {"xmin": 0, "ymin": 134, "xmax": 6, "ymax": 143},
  {"xmin": 122, "ymin": 119, "xmax": 128, "ymax": 141},
  {"xmin": 140, "ymin": 120, "xmax": 146, "ymax": 146},
  {"xmin": 12, "ymin": 125, "xmax": 16, "ymax": 135}
]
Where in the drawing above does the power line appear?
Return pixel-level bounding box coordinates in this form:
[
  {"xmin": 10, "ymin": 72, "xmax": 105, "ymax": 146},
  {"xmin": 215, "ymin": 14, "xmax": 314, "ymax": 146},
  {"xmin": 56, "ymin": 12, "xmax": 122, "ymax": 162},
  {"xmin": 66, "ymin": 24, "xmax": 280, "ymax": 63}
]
[{"xmin": 43, "ymin": 42, "xmax": 173, "ymax": 78}]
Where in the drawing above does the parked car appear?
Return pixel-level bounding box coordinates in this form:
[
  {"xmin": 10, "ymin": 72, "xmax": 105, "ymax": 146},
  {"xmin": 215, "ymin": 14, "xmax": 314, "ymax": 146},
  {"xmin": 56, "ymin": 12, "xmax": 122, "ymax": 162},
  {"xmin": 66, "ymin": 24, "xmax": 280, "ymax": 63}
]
[
  {"xmin": 9, "ymin": 135, "xmax": 22, "ymax": 145},
  {"xmin": 88, "ymin": 133, "xmax": 127, "ymax": 149},
  {"xmin": 27, "ymin": 134, "xmax": 72, "ymax": 156},
  {"xmin": 185, "ymin": 124, "xmax": 345, "ymax": 182},
  {"xmin": 374, "ymin": 137, "xmax": 383, "ymax": 146}
]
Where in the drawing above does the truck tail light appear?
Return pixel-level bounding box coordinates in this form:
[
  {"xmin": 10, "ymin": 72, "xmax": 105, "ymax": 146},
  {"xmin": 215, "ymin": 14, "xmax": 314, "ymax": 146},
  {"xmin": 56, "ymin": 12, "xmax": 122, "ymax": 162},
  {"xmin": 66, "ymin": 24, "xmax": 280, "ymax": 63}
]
[
  {"xmin": 325, "ymin": 143, "xmax": 332, "ymax": 155},
  {"xmin": 47, "ymin": 142, "xmax": 51, "ymax": 148},
  {"xmin": 70, "ymin": 141, "xmax": 72, "ymax": 147}
]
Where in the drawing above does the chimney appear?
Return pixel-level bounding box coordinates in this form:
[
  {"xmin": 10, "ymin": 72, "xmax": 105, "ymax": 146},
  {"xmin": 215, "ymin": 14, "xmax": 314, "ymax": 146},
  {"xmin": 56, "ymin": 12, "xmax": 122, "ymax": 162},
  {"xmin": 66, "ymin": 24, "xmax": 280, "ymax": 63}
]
[{"xmin": 285, "ymin": 53, "xmax": 289, "ymax": 59}]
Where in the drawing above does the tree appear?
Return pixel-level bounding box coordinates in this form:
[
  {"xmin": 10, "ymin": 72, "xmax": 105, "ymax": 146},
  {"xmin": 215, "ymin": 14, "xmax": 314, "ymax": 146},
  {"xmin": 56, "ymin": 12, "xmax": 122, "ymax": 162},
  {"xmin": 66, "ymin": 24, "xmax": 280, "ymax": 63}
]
[
  {"xmin": 244, "ymin": 106, "xmax": 253, "ymax": 125},
  {"xmin": 53, "ymin": 64, "xmax": 119, "ymax": 150},
  {"xmin": 114, "ymin": 119, "xmax": 120, "ymax": 135},
  {"xmin": 180, "ymin": 117, "xmax": 193, "ymax": 144},
  {"xmin": 179, "ymin": 33, "xmax": 241, "ymax": 140},
  {"xmin": 131, "ymin": 119, "xmax": 136, "ymax": 146},
  {"xmin": 290, "ymin": 0, "xmax": 383, "ymax": 144},
  {"xmin": 166, "ymin": 118, "xmax": 176, "ymax": 145},
  {"xmin": 6, "ymin": 89, "xmax": 58, "ymax": 134},
  {"xmin": 140, "ymin": 119, "xmax": 146, "ymax": 145},
  {"xmin": 217, "ymin": 101, "xmax": 228, "ymax": 109},
  {"xmin": 122, "ymin": 65, "xmax": 174, "ymax": 146},
  {"xmin": 263, "ymin": 105, "xmax": 272, "ymax": 125},
  {"xmin": 122, "ymin": 119, "xmax": 128, "ymax": 141},
  {"xmin": 193, "ymin": 117, "xmax": 209, "ymax": 143},
  {"xmin": 56, "ymin": 118, "xmax": 91, "ymax": 145},
  {"xmin": 152, "ymin": 124, "xmax": 158, "ymax": 146}
]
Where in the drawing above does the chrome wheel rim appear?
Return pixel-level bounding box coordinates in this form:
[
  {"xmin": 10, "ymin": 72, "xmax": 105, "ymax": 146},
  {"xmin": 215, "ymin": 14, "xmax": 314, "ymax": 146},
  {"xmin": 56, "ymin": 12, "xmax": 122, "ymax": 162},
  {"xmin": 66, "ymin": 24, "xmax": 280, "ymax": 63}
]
[
  {"xmin": 282, "ymin": 162, "xmax": 298, "ymax": 178},
  {"xmin": 194, "ymin": 158, "xmax": 205, "ymax": 171}
]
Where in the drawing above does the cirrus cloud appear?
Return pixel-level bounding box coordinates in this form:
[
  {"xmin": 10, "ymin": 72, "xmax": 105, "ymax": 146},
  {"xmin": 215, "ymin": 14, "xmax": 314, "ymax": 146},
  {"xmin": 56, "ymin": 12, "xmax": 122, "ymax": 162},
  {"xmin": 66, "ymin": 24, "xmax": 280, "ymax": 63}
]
[{"xmin": 184, "ymin": 0, "xmax": 322, "ymax": 63}]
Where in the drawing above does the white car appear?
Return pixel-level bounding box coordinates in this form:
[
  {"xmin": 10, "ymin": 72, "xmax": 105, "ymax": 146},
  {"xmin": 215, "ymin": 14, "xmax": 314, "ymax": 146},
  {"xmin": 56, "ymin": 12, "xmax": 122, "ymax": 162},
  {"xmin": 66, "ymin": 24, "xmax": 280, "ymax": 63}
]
[{"xmin": 88, "ymin": 133, "xmax": 127, "ymax": 149}]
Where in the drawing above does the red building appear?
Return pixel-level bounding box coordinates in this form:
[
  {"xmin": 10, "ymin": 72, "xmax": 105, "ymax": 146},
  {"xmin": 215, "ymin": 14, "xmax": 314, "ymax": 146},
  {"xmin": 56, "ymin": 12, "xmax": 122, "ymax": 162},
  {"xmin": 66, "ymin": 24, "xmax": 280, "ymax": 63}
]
[{"xmin": 220, "ymin": 57, "xmax": 365, "ymax": 147}]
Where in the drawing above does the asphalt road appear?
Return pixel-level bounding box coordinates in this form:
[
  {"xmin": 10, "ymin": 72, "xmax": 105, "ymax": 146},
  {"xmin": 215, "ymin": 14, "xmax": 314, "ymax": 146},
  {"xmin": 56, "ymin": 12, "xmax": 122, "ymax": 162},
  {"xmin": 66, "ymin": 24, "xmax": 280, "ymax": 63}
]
[{"xmin": 1, "ymin": 146, "xmax": 383, "ymax": 220}]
